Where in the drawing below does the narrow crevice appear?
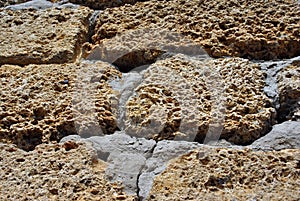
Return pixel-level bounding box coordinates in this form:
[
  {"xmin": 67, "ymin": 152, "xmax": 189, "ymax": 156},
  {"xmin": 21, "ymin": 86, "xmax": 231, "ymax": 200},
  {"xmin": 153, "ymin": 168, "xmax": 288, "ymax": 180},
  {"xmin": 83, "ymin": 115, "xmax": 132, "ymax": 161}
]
[
  {"xmin": 257, "ymin": 60, "xmax": 282, "ymax": 111},
  {"xmin": 136, "ymin": 141, "xmax": 157, "ymax": 200},
  {"xmin": 257, "ymin": 57, "xmax": 300, "ymax": 123},
  {"xmin": 79, "ymin": 11, "xmax": 100, "ymax": 59},
  {"xmin": 147, "ymin": 142, "xmax": 157, "ymax": 159},
  {"xmin": 136, "ymin": 165, "xmax": 145, "ymax": 201},
  {"xmin": 87, "ymin": 10, "xmax": 100, "ymax": 43}
]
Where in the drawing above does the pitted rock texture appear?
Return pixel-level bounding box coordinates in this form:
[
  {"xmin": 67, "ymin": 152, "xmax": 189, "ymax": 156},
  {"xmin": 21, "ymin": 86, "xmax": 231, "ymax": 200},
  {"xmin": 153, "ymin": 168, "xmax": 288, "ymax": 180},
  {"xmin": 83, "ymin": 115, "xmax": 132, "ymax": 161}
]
[
  {"xmin": 147, "ymin": 148, "xmax": 300, "ymax": 201},
  {"xmin": 61, "ymin": 132, "xmax": 156, "ymax": 195},
  {"xmin": 277, "ymin": 60, "xmax": 300, "ymax": 122},
  {"xmin": 138, "ymin": 140, "xmax": 206, "ymax": 200},
  {"xmin": 138, "ymin": 140, "xmax": 244, "ymax": 199},
  {"xmin": 84, "ymin": 28, "xmax": 208, "ymax": 72},
  {"xmin": 61, "ymin": 135, "xmax": 242, "ymax": 199},
  {"xmin": 0, "ymin": 61, "xmax": 121, "ymax": 151},
  {"xmin": 0, "ymin": 142, "xmax": 136, "ymax": 200},
  {"xmin": 50, "ymin": 0, "xmax": 141, "ymax": 10},
  {"xmin": 93, "ymin": 0, "xmax": 300, "ymax": 60},
  {"xmin": 125, "ymin": 56, "xmax": 275, "ymax": 145},
  {"xmin": 0, "ymin": 7, "xmax": 91, "ymax": 65}
]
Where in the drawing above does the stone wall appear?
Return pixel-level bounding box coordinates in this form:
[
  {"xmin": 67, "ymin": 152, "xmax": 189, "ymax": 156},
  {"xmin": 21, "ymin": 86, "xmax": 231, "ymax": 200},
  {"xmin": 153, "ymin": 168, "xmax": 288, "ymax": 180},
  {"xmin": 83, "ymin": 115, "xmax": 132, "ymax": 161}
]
[{"xmin": 0, "ymin": 0, "xmax": 299, "ymax": 200}]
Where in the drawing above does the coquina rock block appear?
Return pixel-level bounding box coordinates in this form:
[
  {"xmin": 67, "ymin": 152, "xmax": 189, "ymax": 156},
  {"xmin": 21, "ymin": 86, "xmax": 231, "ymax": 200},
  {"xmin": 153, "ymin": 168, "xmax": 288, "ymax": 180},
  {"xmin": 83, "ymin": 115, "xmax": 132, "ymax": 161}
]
[
  {"xmin": 84, "ymin": 28, "xmax": 208, "ymax": 72},
  {"xmin": 61, "ymin": 132, "xmax": 156, "ymax": 195},
  {"xmin": 147, "ymin": 148, "xmax": 300, "ymax": 201},
  {"xmin": 0, "ymin": 141, "xmax": 136, "ymax": 200},
  {"xmin": 125, "ymin": 55, "xmax": 275, "ymax": 145},
  {"xmin": 277, "ymin": 60, "xmax": 300, "ymax": 122},
  {"xmin": 93, "ymin": 0, "xmax": 300, "ymax": 60},
  {"xmin": 0, "ymin": 61, "xmax": 120, "ymax": 151},
  {"xmin": 0, "ymin": 6, "xmax": 91, "ymax": 65}
]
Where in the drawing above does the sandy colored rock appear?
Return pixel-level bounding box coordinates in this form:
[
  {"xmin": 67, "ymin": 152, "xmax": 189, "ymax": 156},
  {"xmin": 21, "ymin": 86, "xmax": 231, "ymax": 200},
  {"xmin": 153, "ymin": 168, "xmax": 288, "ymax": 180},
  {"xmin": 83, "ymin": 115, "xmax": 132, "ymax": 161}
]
[
  {"xmin": 0, "ymin": 61, "xmax": 121, "ymax": 151},
  {"xmin": 148, "ymin": 148, "xmax": 300, "ymax": 201},
  {"xmin": 138, "ymin": 140, "xmax": 205, "ymax": 200},
  {"xmin": 84, "ymin": 28, "xmax": 208, "ymax": 72},
  {"xmin": 138, "ymin": 139, "xmax": 243, "ymax": 200},
  {"xmin": 0, "ymin": 141, "xmax": 136, "ymax": 200},
  {"xmin": 93, "ymin": 0, "xmax": 300, "ymax": 60},
  {"xmin": 61, "ymin": 132, "xmax": 156, "ymax": 195},
  {"xmin": 124, "ymin": 55, "xmax": 275, "ymax": 145},
  {"xmin": 0, "ymin": 7, "xmax": 91, "ymax": 65},
  {"xmin": 277, "ymin": 60, "xmax": 300, "ymax": 122}
]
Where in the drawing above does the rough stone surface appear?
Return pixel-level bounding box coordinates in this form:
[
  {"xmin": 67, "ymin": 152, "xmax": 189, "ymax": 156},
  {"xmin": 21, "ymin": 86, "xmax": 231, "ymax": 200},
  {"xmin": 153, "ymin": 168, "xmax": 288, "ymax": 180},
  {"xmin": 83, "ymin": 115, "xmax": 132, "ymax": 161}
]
[
  {"xmin": 277, "ymin": 60, "xmax": 300, "ymax": 122},
  {"xmin": 93, "ymin": 0, "xmax": 300, "ymax": 60},
  {"xmin": 0, "ymin": 61, "xmax": 121, "ymax": 151},
  {"xmin": 108, "ymin": 72, "xmax": 144, "ymax": 129},
  {"xmin": 61, "ymin": 132, "xmax": 156, "ymax": 195},
  {"xmin": 61, "ymin": 134, "xmax": 240, "ymax": 198},
  {"xmin": 84, "ymin": 28, "xmax": 209, "ymax": 71},
  {"xmin": 51, "ymin": 0, "xmax": 141, "ymax": 10},
  {"xmin": 0, "ymin": 7, "xmax": 91, "ymax": 65},
  {"xmin": 258, "ymin": 56, "xmax": 300, "ymax": 111},
  {"xmin": 148, "ymin": 148, "xmax": 300, "ymax": 201},
  {"xmin": 0, "ymin": 0, "xmax": 299, "ymax": 200},
  {"xmin": 124, "ymin": 55, "xmax": 275, "ymax": 145},
  {"xmin": 249, "ymin": 121, "xmax": 300, "ymax": 151},
  {"xmin": 0, "ymin": 141, "xmax": 136, "ymax": 200},
  {"xmin": 138, "ymin": 139, "xmax": 242, "ymax": 200},
  {"xmin": 138, "ymin": 140, "xmax": 204, "ymax": 200}
]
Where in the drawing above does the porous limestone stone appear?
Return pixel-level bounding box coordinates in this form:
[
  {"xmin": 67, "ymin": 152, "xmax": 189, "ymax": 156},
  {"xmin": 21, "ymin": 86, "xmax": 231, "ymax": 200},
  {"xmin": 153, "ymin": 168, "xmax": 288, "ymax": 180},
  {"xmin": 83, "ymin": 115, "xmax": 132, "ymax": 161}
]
[
  {"xmin": 0, "ymin": 61, "xmax": 121, "ymax": 151},
  {"xmin": 124, "ymin": 55, "xmax": 275, "ymax": 145},
  {"xmin": 249, "ymin": 121, "xmax": 300, "ymax": 151},
  {"xmin": 93, "ymin": 0, "xmax": 300, "ymax": 60},
  {"xmin": 277, "ymin": 60, "xmax": 300, "ymax": 122},
  {"xmin": 61, "ymin": 134, "xmax": 242, "ymax": 198},
  {"xmin": 138, "ymin": 140, "xmax": 244, "ymax": 200},
  {"xmin": 0, "ymin": 141, "xmax": 136, "ymax": 200},
  {"xmin": 84, "ymin": 28, "xmax": 208, "ymax": 72},
  {"xmin": 61, "ymin": 132, "xmax": 156, "ymax": 195},
  {"xmin": 50, "ymin": 0, "xmax": 140, "ymax": 10},
  {"xmin": 138, "ymin": 140, "xmax": 204, "ymax": 200},
  {"xmin": 147, "ymin": 148, "xmax": 300, "ymax": 201},
  {"xmin": 0, "ymin": 6, "xmax": 91, "ymax": 65}
]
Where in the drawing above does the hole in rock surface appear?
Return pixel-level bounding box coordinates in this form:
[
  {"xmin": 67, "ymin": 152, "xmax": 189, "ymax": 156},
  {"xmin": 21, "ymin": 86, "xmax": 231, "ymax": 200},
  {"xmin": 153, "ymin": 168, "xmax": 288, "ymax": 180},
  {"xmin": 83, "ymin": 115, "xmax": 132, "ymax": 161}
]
[
  {"xmin": 112, "ymin": 49, "xmax": 164, "ymax": 73},
  {"xmin": 16, "ymin": 158, "xmax": 25, "ymax": 162},
  {"xmin": 63, "ymin": 141, "xmax": 79, "ymax": 151}
]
